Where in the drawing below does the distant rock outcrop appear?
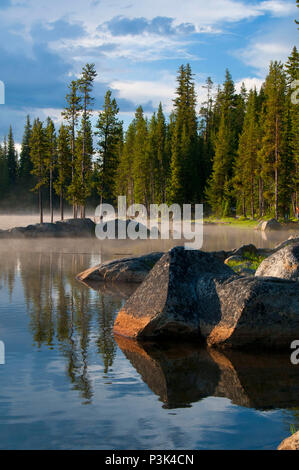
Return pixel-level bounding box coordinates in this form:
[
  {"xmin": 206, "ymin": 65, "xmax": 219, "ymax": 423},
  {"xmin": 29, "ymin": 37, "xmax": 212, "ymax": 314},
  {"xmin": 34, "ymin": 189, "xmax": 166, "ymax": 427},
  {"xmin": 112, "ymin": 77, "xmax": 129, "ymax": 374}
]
[
  {"xmin": 0, "ymin": 218, "xmax": 96, "ymax": 238},
  {"xmin": 256, "ymin": 218, "xmax": 282, "ymax": 232}
]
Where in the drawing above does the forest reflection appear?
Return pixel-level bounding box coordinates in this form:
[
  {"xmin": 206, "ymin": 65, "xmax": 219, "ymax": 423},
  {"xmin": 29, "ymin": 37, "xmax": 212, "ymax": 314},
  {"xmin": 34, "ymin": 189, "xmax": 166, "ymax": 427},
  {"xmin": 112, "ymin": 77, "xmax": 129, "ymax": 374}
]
[{"xmin": 0, "ymin": 248, "xmax": 129, "ymax": 403}]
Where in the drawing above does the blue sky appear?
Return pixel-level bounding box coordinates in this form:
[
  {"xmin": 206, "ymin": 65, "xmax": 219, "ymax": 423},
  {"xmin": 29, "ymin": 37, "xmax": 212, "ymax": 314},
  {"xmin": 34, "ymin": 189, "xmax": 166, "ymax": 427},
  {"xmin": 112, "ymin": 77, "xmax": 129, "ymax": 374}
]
[{"xmin": 0, "ymin": 0, "xmax": 297, "ymax": 147}]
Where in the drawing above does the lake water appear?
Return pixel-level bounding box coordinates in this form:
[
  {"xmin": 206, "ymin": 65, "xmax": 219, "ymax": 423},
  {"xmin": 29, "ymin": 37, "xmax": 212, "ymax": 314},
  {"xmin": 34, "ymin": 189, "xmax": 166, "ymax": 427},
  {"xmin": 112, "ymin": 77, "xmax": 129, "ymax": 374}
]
[{"xmin": 0, "ymin": 227, "xmax": 299, "ymax": 450}]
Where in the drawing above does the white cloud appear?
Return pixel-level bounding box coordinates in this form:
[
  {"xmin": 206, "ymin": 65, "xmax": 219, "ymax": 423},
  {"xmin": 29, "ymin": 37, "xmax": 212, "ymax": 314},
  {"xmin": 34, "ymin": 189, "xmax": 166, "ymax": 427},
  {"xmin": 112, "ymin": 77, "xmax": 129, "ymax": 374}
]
[
  {"xmin": 236, "ymin": 41, "xmax": 293, "ymax": 75},
  {"xmin": 235, "ymin": 77, "xmax": 264, "ymax": 92},
  {"xmin": 110, "ymin": 77, "xmax": 176, "ymax": 112},
  {"xmin": 257, "ymin": 1, "xmax": 296, "ymax": 17},
  {"xmin": 55, "ymin": 30, "xmax": 198, "ymax": 64},
  {"xmin": 2, "ymin": 0, "xmax": 296, "ymax": 34}
]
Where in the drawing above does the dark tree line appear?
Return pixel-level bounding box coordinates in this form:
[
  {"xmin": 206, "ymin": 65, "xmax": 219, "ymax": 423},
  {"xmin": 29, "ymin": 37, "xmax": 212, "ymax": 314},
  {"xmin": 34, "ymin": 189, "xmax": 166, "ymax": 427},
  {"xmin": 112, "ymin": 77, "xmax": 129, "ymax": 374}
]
[{"xmin": 0, "ymin": 46, "xmax": 298, "ymax": 222}]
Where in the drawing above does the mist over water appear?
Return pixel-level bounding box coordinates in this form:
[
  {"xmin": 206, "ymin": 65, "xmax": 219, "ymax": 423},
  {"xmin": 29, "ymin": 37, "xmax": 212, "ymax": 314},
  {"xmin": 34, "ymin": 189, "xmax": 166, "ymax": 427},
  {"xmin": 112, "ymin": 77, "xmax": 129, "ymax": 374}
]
[
  {"xmin": 0, "ymin": 226, "xmax": 298, "ymax": 449},
  {"xmin": 0, "ymin": 212, "xmax": 95, "ymax": 230},
  {"xmin": 0, "ymin": 214, "xmax": 297, "ymax": 250}
]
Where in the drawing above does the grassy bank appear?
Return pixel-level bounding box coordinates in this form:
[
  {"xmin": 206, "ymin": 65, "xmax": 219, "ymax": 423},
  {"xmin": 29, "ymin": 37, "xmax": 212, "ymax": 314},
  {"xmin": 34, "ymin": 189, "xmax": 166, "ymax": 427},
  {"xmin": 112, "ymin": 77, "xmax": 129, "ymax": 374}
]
[
  {"xmin": 203, "ymin": 216, "xmax": 299, "ymax": 229},
  {"xmin": 204, "ymin": 217, "xmax": 259, "ymax": 228}
]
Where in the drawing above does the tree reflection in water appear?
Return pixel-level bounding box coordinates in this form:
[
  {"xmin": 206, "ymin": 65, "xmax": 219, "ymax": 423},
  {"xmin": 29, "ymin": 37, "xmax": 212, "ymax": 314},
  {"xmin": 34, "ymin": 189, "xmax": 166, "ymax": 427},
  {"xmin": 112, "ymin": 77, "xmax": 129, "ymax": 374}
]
[{"xmin": 0, "ymin": 248, "xmax": 126, "ymax": 404}]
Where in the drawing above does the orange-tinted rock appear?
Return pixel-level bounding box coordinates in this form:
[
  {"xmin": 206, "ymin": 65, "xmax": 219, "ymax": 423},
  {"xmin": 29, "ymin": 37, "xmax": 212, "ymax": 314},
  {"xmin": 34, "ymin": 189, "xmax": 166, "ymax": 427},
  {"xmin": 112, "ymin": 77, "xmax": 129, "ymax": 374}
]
[
  {"xmin": 113, "ymin": 246, "xmax": 235, "ymax": 339},
  {"xmin": 278, "ymin": 431, "xmax": 299, "ymax": 450}
]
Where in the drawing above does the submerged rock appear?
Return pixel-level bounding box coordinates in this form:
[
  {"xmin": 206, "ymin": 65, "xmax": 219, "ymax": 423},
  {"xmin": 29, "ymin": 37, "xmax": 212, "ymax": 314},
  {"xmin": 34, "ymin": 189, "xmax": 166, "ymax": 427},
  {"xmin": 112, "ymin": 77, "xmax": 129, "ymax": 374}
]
[
  {"xmin": 278, "ymin": 431, "xmax": 299, "ymax": 450},
  {"xmin": 77, "ymin": 252, "xmax": 164, "ymax": 284},
  {"xmin": 255, "ymin": 244, "xmax": 299, "ymax": 281},
  {"xmin": 113, "ymin": 246, "xmax": 235, "ymax": 339}
]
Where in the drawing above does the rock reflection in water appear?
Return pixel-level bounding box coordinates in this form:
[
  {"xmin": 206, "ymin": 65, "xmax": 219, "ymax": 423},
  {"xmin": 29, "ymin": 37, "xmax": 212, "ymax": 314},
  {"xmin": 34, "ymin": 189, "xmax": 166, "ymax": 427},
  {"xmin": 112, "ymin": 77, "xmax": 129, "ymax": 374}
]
[{"xmin": 115, "ymin": 336, "xmax": 299, "ymax": 410}]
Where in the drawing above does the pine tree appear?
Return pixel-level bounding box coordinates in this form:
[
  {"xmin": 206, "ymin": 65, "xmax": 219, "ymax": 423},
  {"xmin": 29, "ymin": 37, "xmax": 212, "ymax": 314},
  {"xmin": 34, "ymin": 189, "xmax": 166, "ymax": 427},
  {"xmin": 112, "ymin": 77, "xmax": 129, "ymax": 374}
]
[
  {"xmin": 0, "ymin": 140, "xmax": 9, "ymax": 201},
  {"xmin": 95, "ymin": 90, "xmax": 122, "ymax": 205},
  {"xmin": 168, "ymin": 64, "xmax": 199, "ymax": 205},
  {"xmin": 70, "ymin": 117, "xmax": 94, "ymax": 210},
  {"xmin": 62, "ymin": 80, "xmax": 82, "ymax": 218},
  {"xmin": 55, "ymin": 124, "xmax": 72, "ymax": 220},
  {"xmin": 132, "ymin": 106, "xmax": 149, "ymax": 207},
  {"xmin": 200, "ymin": 77, "xmax": 214, "ymax": 183},
  {"xmin": 285, "ymin": 46, "xmax": 299, "ymax": 216},
  {"xmin": 206, "ymin": 110, "xmax": 232, "ymax": 215},
  {"xmin": 78, "ymin": 63, "xmax": 97, "ymax": 218},
  {"xmin": 7, "ymin": 126, "xmax": 17, "ymax": 187},
  {"xmin": 115, "ymin": 121, "xmax": 136, "ymax": 205},
  {"xmin": 234, "ymin": 89, "xmax": 259, "ymax": 218},
  {"xmin": 155, "ymin": 103, "xmax": 169, "ymax": 203},
  {"xmin": 258, "ymin": 61, "xmax": 287, "ymax": 219},
  {"xmin": 45, "ymin": 117, "xmax": 57, "ymax": 223},
  {"xmin": 19, "ymin": 116, "xmax": 33, "ymax": 185},
  {"xmin": 146, "ymin": 112, "xmax": 158, "ymax": 205},
  {"xmin": 30, "ymin": 119, "xmax": 47, "ymax": 223}
]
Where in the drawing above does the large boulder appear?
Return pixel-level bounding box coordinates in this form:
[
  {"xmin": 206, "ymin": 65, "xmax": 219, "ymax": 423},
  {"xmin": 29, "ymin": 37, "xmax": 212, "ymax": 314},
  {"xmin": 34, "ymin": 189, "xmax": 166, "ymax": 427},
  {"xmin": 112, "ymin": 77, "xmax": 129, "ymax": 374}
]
[
  {"xmin": 278, "ymin": 431, "xmax": 299, "ymax": 450},
  {"xmin": 255, "ymin": 244, "xmax": 299, "ymax": 281},
  {"xmin": 202, "ymin": 276, "xmax": 299, "ymax": 349},
  {"xmin": 113, "ymin": 247, "xmax": 235, "ymax": 339},
  {"xmin": 77, "ymin": 252, "xmax": 163, "ymax": 284},
  {"xmin": 113, "ymin": 246, "xmax": 299, "ymax": 348}
]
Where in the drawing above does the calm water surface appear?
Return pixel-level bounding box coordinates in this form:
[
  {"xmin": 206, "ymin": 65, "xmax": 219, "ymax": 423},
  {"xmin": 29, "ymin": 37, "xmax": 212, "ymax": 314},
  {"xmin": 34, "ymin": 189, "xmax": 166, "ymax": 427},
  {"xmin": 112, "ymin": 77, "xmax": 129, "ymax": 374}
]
[{"xmin": 0, "ymin": 228, "xmax": 299, "ymax": 450}]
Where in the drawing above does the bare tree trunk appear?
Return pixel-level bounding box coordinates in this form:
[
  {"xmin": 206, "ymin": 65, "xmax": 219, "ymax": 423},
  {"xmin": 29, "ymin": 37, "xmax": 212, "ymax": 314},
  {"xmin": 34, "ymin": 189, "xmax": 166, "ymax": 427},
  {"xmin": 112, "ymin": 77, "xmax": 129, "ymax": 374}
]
[
  {"xmin": 275, "ymin": 115, "xmax": 279, "ymax": 220},
  {"xmin": 242, "ymin": 195, "xmax": 246, "ymax": 218},
  {"xmin": 71, "ymin": 118, "xmax": 76, "ymax": 219},
  {"xmin": 251, "ymin": 176, "xmax": 254, "ymax": 219},
  {"xmin": 60, "ymin": 188, "xmax": 64, "ymax": 221},
  {"xmin": 50, "ymin": 168, "xmax": 53, "ymax": 223},
  {"xmin": 39, "ymin": 187, "xmax": 43, "ymax": 224}
]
